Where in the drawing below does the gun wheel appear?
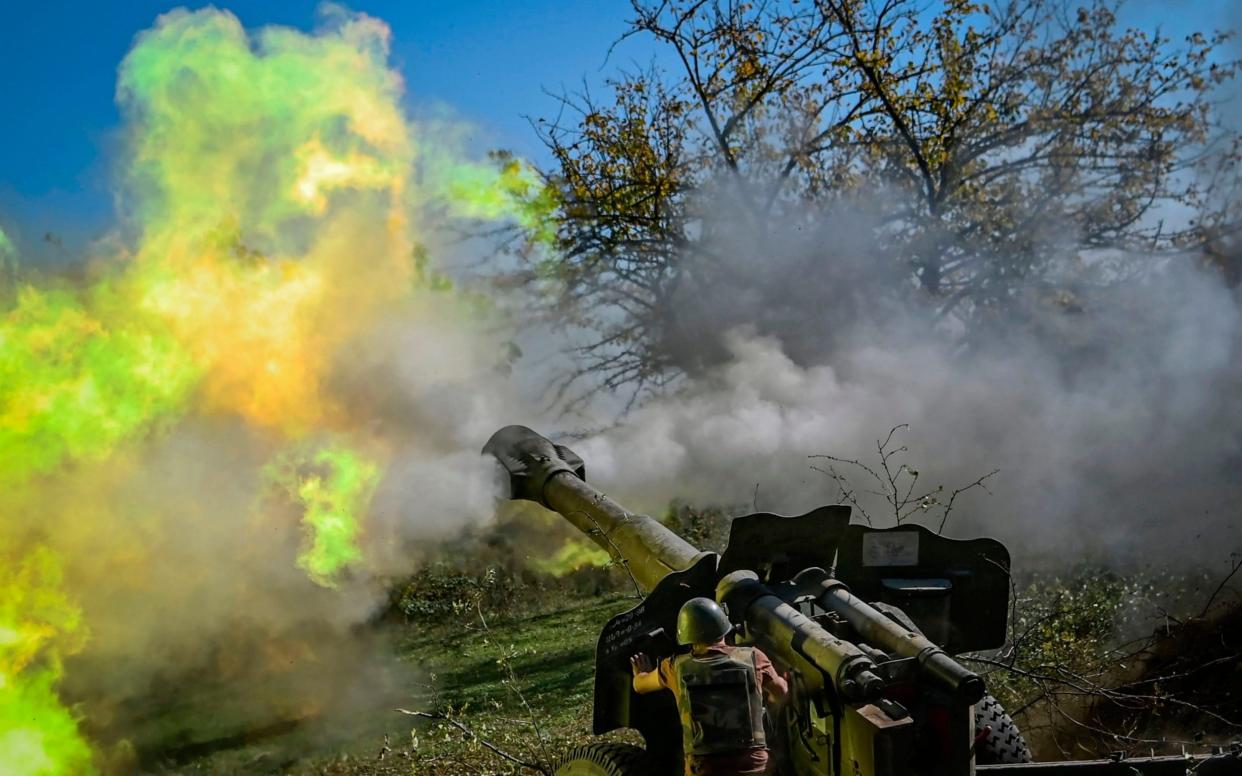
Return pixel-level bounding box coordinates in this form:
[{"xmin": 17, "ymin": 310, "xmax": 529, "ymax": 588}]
[
  {"xmin": 553, "ymin": 742, "xmax": 650, "ymax": 776},
  {"xmin": 975, "ymin": 694, "xmax": 1032, "ymax": 764}
]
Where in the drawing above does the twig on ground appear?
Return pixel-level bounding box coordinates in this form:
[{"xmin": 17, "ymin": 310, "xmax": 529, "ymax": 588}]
[
  {"xmin": 476, "ymin": 598, "xmax": 555, "ymax": 769},
  {"xmin": 1199, "ymin": 553, "xmax": 1242, "ymax": 619},
  {"xmin": 395, "ymin": 709, "xmax": 551, "ymax": 775}
]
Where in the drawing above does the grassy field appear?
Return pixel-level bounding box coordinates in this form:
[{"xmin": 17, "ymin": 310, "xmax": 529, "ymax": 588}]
[{"xmin": 155, "ymin": 593, "xmax": 636, "ymax": 775}]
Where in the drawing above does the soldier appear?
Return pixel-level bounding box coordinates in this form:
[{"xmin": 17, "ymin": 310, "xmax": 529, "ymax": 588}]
[{"xmin": 631, "ymin": 597, "xmax": 788, "ymax": 776}]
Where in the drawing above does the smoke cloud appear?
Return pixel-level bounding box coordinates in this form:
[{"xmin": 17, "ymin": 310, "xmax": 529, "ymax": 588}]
[{"xmin": 574, "ymin": 189, "xmax": 1242, "ymax": 568}]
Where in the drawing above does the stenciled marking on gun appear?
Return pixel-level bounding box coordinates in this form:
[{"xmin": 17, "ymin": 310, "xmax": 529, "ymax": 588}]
[{"xmin": 602, "ymin": 605, "xmax": 651, "ymax": 658}]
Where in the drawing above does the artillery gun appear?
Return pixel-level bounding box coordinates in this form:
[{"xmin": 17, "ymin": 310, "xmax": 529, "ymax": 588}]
[{"xmin": 484, "ymin": 425, "xmax": 1239, "ymax": 776}]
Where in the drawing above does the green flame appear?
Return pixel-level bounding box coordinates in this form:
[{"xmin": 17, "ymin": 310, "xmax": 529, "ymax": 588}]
[
  {"xmin": 531, "ymin": 539, "xmax": 611, "ymax": 576},
  {"xmin": 0, "ymin": 547, "xmax": 94, "ymax": 776},
  {"xmin": 441, "ymin": 154, "xmax": 561, "ymax": 247},
  {"xmin": 266, "ymin": 443, "xmax": 380, "ymax": 588},
  {"xmin": 0, "ymin": 285, "xmax": 199, "ymax": 485}
]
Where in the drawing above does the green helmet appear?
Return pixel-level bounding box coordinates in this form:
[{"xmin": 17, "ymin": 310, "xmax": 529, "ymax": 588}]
[{"xmin": 676, "ymin": 597, "xmax": 732, "ymax": 645}]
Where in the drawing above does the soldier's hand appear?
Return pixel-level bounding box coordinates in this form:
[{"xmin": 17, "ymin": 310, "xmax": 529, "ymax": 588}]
[{"xmin": 630, "ymin": 653, "xmax": 655, "ymax": 676}]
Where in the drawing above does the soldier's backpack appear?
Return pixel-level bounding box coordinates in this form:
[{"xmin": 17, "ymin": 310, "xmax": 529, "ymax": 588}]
[{"xmin": 672, "ymin": 647, "xmax": 767, "ymax": 756}]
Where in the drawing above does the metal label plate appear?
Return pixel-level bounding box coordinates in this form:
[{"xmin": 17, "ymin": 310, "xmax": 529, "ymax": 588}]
[{"xmin": 862, "ymin": 531, "xmax": 920, "ymax": 566}]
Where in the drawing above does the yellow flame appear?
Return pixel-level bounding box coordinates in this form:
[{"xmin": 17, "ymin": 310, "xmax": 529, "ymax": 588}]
[{"xmin": 293, "ymin": 137, "xmax": 404, "ymax": 214}]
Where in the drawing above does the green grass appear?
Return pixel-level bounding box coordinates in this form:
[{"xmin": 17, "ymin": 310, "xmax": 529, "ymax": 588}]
[
  {"xmin": 153, "ymin": 594, "xmax": 636, "ymax": 775},
  {"xmin": 396, "ymin": 595, "xmax": 633, "ymax": 725}
]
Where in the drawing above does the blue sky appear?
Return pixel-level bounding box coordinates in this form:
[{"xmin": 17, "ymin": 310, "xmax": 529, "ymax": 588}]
[
  {"xmin": 0, "ymin": 1, "xmax": 654, "ymax": 252},
  {"xmin": 0, "ymin": 0, "xmax": 1230, "ymax": 254}
]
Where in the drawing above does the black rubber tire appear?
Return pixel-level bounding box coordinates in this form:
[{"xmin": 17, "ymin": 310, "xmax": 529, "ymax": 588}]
[
  {"xmin": 553, "ymin": 743, "xmax": 650, "ymax": 776},
  {"xmin": 974, "ymin": 694, "xmax": 1032, "ymax": 764}
]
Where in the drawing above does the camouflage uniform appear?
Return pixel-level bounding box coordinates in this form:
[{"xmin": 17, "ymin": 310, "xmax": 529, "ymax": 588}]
[{"xmin": 657, "ymin": 643, "xmax": 781, "ymax": 776}]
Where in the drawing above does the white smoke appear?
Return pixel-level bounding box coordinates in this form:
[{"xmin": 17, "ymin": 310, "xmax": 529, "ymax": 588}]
[{"xmin": 569, "ymin": 193, "xmax": 1242, "ymax": 569}]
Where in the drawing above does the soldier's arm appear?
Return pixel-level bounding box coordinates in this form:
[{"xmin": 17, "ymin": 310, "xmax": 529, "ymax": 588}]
[
  {"xmin": 764, "ymin": 673, "xmax": 789, "ymax": 706},
  {"xmin": 754, "ymin": 649, "xmax": 788, "ymax": 705}
]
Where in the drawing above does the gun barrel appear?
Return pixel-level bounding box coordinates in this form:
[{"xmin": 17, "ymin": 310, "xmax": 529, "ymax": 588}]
[
  {"xmin": 484, "ymin": 425, "xmax": 704, "ymax": 591},
  {"xmin": 719, "ymin": 571, "xmax": 885, "ymax": 703},
  {"xmin": 807, "ymin": 574, "xmax": 985, "ymax": 704}
]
